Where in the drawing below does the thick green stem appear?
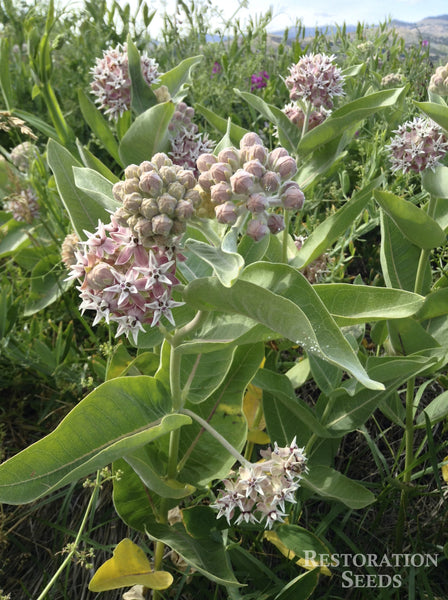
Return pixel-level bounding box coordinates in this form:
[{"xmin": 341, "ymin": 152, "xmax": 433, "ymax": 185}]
[{"xmin": 282, "ymin": 210, "xmax": 291, "ymax": 264}]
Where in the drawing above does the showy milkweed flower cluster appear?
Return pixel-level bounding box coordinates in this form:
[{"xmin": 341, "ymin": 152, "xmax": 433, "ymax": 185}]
[
  {"xmin": 10, "ymin": 141, "xmax": 37, "ymax": 172},
  {"xmin": 66, "ymin": 217, "xmax": 184, "ymax": 344},
  {"xmin": 212, "ymin": 438, "xmax": 308, "ymax": 529},
  {"xmin": 250, "ymin": 71, "xmax": 269, "ymax": 92},
  {"xmin": 387, "ymin": 117, "xmax": 448, "ymax": 174},
  {"xmin": 429, "ymin": 62, "xmax": 448, "ymax": 96},
  {"xmin": 196, "ymin": 132, "xmax": 305, "ymax": 241},
  {"xmin": 285, "ymin": 53, "xmax": 344, "ymax": 109},
  {"xmin": 3, "ymin": 188, "xmax": 39, "ymax": 223},
  {"xmin": 112, "ymin": 154, "xmax": 202, "ymax": 247},
  {"xmin": 168, "ymin": 102, "xmax": 215, "ymax": 173},
  {"xmin": 90, "ymin": 43, "xmax": 160, "ymax": 120}
]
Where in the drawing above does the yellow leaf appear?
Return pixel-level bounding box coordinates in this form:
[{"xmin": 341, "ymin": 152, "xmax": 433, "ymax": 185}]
[
  {"xmin": 88, "ymin": 538, "xmax": 173, "ymax": 592},
  {"xmin": 264, "ymin": 531, "xmax": 332, "ymax": 577},
  {"xmin": 247, "ymin": 430, "xmax": 270, "ymax": 444},
  {"xmin": 243, "ymin": 383, "xmax": 267, "ymax": 431},
  {"xmin": 442, "ymin": 456, "xmax": 448, "ymax": 484}
]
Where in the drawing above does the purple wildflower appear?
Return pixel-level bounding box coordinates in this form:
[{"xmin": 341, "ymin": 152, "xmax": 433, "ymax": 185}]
[
  {"xmin": 211, "ymin": 61, "xmax": 222, "ymax": 77},
  {"xmin": 250, "ymin": 71, "xmax": 269, "ymax": 92}
]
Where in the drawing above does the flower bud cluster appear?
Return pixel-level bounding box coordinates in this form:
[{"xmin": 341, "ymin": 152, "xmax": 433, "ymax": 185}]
[
  {"xmin": 285, "ymin": 53, "xmax": 344, "ymax": 109},
  {"xmin": 429, "ymin": 63, "xmax": 448, "ymax": 96},
  {"xmin": 196, "ymin": 132, "xmax": 305, "ymax": 241},
  {"xmin": 111, "ymin": 154, "xmax": 202, "ymax": 247},
  {"xmin": 10, "ymin": 141, "xmax": 37, "ymax": 172},
  {"xmin": 3, "ymin": 188, "xmax": 39, "ymax": 223},
  {"xmin": 380, "ymin": 73, "xmax": 404, "ymax": 88},
  {"xmin": 386, "ymin": 117, "xmax": 448, "ymax": 174},
  {"xmin": 212, "ymin": 438, "xmax": 308, "ymax": 529},
  {"xmin": 282, "ymin": 102, "xmax": 328, "ymax": 132},
  {"xmin": 168, "ymin": 102, "xmax": 215, "ymax": 173},
  {"xmin": 66, "ymin": 217, "xmax": 184, "ymax": 344},
  {"xmin": 61, "ymin": 232, "xmax": 80, "ymax": 269},
  {"xmin": 90, "ymin": 43, "xmax": 160, "ymax": 121}
]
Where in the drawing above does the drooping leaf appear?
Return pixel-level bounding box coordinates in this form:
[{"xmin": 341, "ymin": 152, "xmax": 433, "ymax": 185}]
[{"xmin": 89, "ymin": 538, "xmax": 173, "ymax": 592}]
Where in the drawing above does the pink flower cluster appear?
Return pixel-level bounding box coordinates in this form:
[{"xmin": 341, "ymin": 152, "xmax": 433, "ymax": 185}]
[
  {"xmin": 387, "ymin": 117, "xmax": 448, "ymax": 174},
  {"xmin": 212, "ymin": 438, "xmax": 308, "ymax": 529},
  {"xmin": 168, "ymin": 102, "xmax": 215, "ymax": 173},
  {"xmin": 66, "ymin": 217, "xmax": 184, "ymax": 344},
  {"xmin": 3, "ymin": 188, "xmax": 39, "ymax": 223},
  {"xmin": 285, "ymin": 53, "xmax": 344, "ymax": 109},
  {"xmin": 250, "ymin": 70, "xmax": 269, "ymax": 92},
  {"xmin": 196, "ymin": 132, "xmax": 305, "ymax": 242},
  {"xmin": 90, "ymin": 43, "xmax": 160, "ymax": 121}
]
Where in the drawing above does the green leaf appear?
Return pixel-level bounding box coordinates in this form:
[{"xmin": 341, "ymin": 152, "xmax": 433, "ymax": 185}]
[
  {"xmin": 238, "ymin": 233, "xmax": 270, "ymax": 265},
  {"xmin": 387, "ymin": 318, "xmax": 440, "ymax": 355},
  {"xmin": 0, "ymin": 376, "xmax": 191, "ymax": 504},
  {"xmin": 274, "ymin": 570, "xmax": 319, "ymax": 600},
  {"xmin": 276, "ymin": 524, "xmax": 331, "ymax": 560},
  {"xmin": 184, "ymin": 228, "xmax": 244, "ymax": 287},
  {"xmin": 195, "ymin": 104, "xmax": 248, "ymax": 144},
  {"xmin": 127, "ymin": 35, "xmax": 157, "ymax": 114},
  {"xmin": 308, "ymin": 354, "xmax": 342, "ymax": 395},
  {"xmin": 12, "ymin": 108, "xmax": 58, "ymax": 141},
  {"xmin": 296, "ymin": 136, "xmax": 347, "ymax": 189},
  {"xmin": 415, "ymin": 100, "xmax": 448, "ymax": 133},
  {"xmin": 73, "ymin": 166, "xmax": 120, "ymax": 212},
  {"xmin": 0, "ymin": 219, "xmax": 31, "ymax": 257},
  {"xmin": 75, "ymin": 140, "xmax": 120, "ymax": 183},
  {"xmin": 374, "ymin": 189, "xmax": 445, "ymax": 249},
  {"xmin": 422, "ymin": 165, "xmax": 448, "ymax": 199},
  {"xmin": 118, "ymin": 101, "xmax": 175, "ymax": 166},
  {"xmin": 0, "ymin": 39, "xmax": 13, "ymax": 109},
  {"xmin": 145, "ymin": 517, "xmax": 240, "ymax": 586},
  {"xmin": 415, "ymin": 391, "xmax": 448, "ymax": 428},
  {"xmin": 416, "ymin": 288, "xmax": 448, "ymax": 320},
  {"xmin": 290, "ymin": 177, "xmax": 382, "ymax": 269},
  {"xmin": 380, "ymin": 211, "xmax": 431, "ymax": 292},
  {"xmin": 302, "ymin": 465, "xmax": 375, "ymax": 509},
  {"xmin": 313, "ymin": 283, "xmax": 424, "ymax": 326},
  {"xmin": 77, "ymin": 88, "xmax": 122, "ymax": 165},
  {"xmin": 47, "ymin": 139, "xmax": 111, "ymax": 239},
  {"xmin": 23, "ymin": 255, "xmax": 72, "ymax": 316},
  {"xmin": 183, "ymin": 263, "xmax": 384, "ymax": 390},
  {"xmin": 157, "ymin": 56, "xmax": 203, "ymax": 103},
  {"xmin": 180, "ymin": 346, "xmax": 236, "ymax": 404},
  {"xmin": 298, "ymin": 87, "xmax": 406, "ymax": 154}
]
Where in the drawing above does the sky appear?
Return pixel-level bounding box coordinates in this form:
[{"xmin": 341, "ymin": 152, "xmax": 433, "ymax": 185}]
[{"xmin": 135, "ymin": 0, "xmax": 448, "ymax": 36}]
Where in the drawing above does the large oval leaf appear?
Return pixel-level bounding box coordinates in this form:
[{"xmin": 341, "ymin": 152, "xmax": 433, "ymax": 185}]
[
  {"xmin": 73, "ymin": 166, "xmax": 119, "ymax": 212},
  {"xmin": 301, "ymin": 465, "xmax": 375, "ymax": 509},
  {"xmin": 0, "ymin": 376, "xmax": 191, "ymax": 504}
]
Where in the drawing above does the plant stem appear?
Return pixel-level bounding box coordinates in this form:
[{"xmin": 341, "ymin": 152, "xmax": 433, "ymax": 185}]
[
  {"xmin": 35, "ymin": 471, "xmax": 101, "ymax": 600},
  {"xmin": 282, "ymin": 210, "xmax": 291, "ymax": 264}
]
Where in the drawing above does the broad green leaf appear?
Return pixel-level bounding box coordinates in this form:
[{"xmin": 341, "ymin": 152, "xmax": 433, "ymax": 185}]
[
  {"xmin": 181, "ymin": 505, "xmax": 223, "ymax": 539},
  {"xmin": 301, "ymin": 465, "xmax": 375, "ymax": 509},
  {"xmin": 415, "ymin": 391, "xmax": 448, "ymax": 428},
  {"xmin": 296, "ymin": 136, "xmax": 347, "ymax": 189},
  {"xmin": 77, "ymin": 88, "xmax": 122, "ymax": 164},
  {"xmin": 157, "ymin": 55, "xmax": 203, "ymax": 103},
  {"xmin": 276, "ymin": 525, "xmax": 331, "ymax": 562},
  {"xmin": 0, "ymin": 376, "xmax": 191, "ymax": 504},
  {"xmin": 341, "ymin": 64, "xmax": 364, "ymax": 77},
  {"xmin": 178, "ymin": 343, "xmax": 264, "ymax": 486},
  {"xmin": 416, "ymin": 288, "xmax": 448, "ymax": 320},
  {"xmin": 47, "ymin": 139, "xmax": 111, "ymax": 239},
  {"xmin": 23, "ymin": 255, "xmax": 72, "ymax": 316},
  {"xmin": 380, "ymin": 211, "xmax": 431, "ymax": 292},
  {"xmin": 73, "ymin": 166, "xmax": 119, "ymax": 212},
  {"xmin": 0, "ymin": 39, "xmax": 13, "ymax": 109},
  {"xmin": 118, "ymin": 101, "xmax": 175, "ymax": 166},
  {"xmin": 321, "ymin": 355, "xmax": 436, "ymax": 435},
  {"xmin": 213, "ymin": 117, "xmax": 235, "ymax": 155},
  {"xmin": 234, "ymin": 88, "xmax": 301, "ymax": 152},
  {"xmin": 298, "ymin": 87, "xmax": 406, "ymax": 154},
  {"xmin": 89, "ymin": 538, "xmax": 173, "ymax": 592},
  {"xmin": 238, "ymin": 233, "xmax": 270, "ymax": 265},
  {"xmin": 313, "ymin": 283, "xmax": 424, "ymax": 326},
  {"xmin": 127, "ymin": 36, "xmax": 157, "ymax": 114},
  {"xmin": 290, "ymin": 177, "xmax": 382, "ymax": 269},
  {"xmin": 308, "ymin": 354, "xmax": 342, "ymax": 395},
  {"xmin": 145, "ymin": 517, "xmax": 240, "ymax": 586},
  {"xmin": 184, "ymin": 228, "xmax": 244, "ymax": 287},
  {"xmin": 422, "ymin": 165, "xmax": 448, "ymax": 199},
  {"xmin": 195, "ymin": 103, "xmax": 248, "ymax": 144},
  {"xmin": 275, "ymin": 570, "xmax": 320, "ymax": 600},
  {"xmin": 0, "ymin": 219, "xmax": 31, "ymax": 256},
  {"xmin": 184, "ymin": 262, "xmax": 384, "ymax": 390},
  {"xmin": 180, "ymin": 346, "xmax": 236, "ymax": 404},
  {"xmin": 415, "ymin": 100, "xmax": 448, "ymax": 133},
  {"xmin": 374, "ymin": 189, "xmax": 446, "ymax": 249},
  {"xmin": 75, "ymin": 140, "xmax": 120, "ymax": 183}
]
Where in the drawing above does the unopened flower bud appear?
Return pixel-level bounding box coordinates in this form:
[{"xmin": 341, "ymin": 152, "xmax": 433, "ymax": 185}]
[
  {"xmin": 243, "ymin": 159, "xmax": 266, "ymax": 178},
  {"xmin": 267, "ymin": 213, "xmax": 285, "ymax": 233},
  {"xmin": 275, "ymin": 155, "xmax": 297, "ymax": 179},
  {"xmin": 139, "ymin": 171, "xmax": 163, "ymax": 195},
  {"xmin": 140, "ymin": 198, "xmax": 159, "ymax": 219},
  {"xmin": 197, "ymin": 153, "xmax": 218, "ymax": 172},
  {"xmin": 261, "ymin": 171, "xmax": 281, "ymax": 193},
  {"xmin": 152, "ymin": 153, "xmax": 171, "ymax": 169},
  {"xmin": 218, "ymin": 147, "xmax": 241, "ymax": 169},
  {"xmin": 247, "ymin": 219, "xmax": 270, "ymax": 241},
  {"xmin": 242, "ymin": 144, "xmax": 268, "ymax": 164},
  {"xmin": 198, "ymin": 171, "xmax": 214, "ymax": 191},
  {"xmin": 172, "ymin": 220, "xmax": 187, "ymax": 234},
  {"xmin": 158, "ymin": 193, "xmax": 177, "ymax": 216},
  {"xmin": 112, "ymin": 181, "xmax": 126, "ymax": 202},
  {"xmin": 123, "ymin": 192, "xmax": 143, "ymax": 213},
  {"xmin": 184, "ymin": 187, "xmax": 202, "ymax": 207},
  {"xmin": 124, "ymin": 177, "xmax": 140, "ymax": 194},
  {"xmin": 152, "ymin": 213, "xmax": 173, "ymax": 236},
  {"xmin": 215, "ymin": 201, "xmax": 238, "ymax": 224},
  {"xmin": 176, "ymin": 169, "xmax": 196, "ymax": 189},
  {"xmin": 174, "ymin": 199, "xmax": 194, "ymax": 220},
  {"xmin": 210, "ymin": 161, "xmax": 232, "ymax": 183},
  {"xmin": 268, "ymin": 148, "xmax": 289, "ymax": 169},
  {"xmin": 113, "ymin": 206, "xmax": 131, "ymax": 226},
  {"xmin": 138, "ymin": 161, "xmax": 156, "ymax": 175},
  {"xmin": 159, "ymin": 165, "xmax": 178, "ymax": 184},
  {"xmin": 134, "ymin": 217, "xmax": 153, "ymax": 239},
  {"xmin": 246, "ymin": 193, "xmax": 268, "ymax": 213},
  {"xmin": 124, "ymin": 164, "xmax": 140, "ymax": 179},
  {"xmin": 281, "ymin": 183, "xmax": 305, "ymax": 210},
  {"xmin": 210, "ymin": 182, "xmax": 232, "ymax": 205},
  {"xmin": 86, "ymin": 262, "xmax": 115, "ymax": 290},
  {"xmin": 230, "ymin": 169, "xmax": 255, "ymax": 195},
  {"xmin": 240, "ymin": 132, "xmax": 263, "ymax": 148},
  {"xmin": 167, "ymin": 182, "xmax": 185, "ymax": 200}
]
